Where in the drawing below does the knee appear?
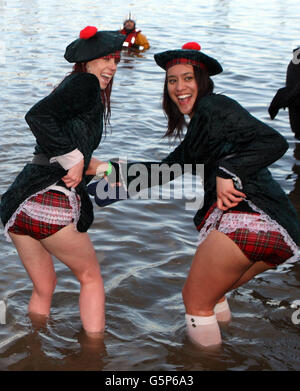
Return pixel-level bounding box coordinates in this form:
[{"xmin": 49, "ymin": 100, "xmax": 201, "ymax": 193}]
[
  {"xmin": 182, "ymin": 280, "xmax": 215, "ymax": 315},
  {"xmin": 77, "ymin": 266, "xmax": 102, "ymax": 286}
]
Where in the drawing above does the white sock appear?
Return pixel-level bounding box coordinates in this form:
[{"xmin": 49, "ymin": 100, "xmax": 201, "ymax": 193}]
[
  {"xmin": 185, "ymin": 313, "xmax": 222, "ymax": 347},
  {"xmin": 214, "ymin": 298, "xmax": 231, "ymax": 323}
]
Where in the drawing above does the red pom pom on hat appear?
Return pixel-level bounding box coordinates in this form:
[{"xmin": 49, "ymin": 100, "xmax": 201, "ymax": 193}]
[
  {"xmin": 182, "ymin": 42, "xmax": 201, "ymax": 51},
  {"xmin": 80, "ymin": 26, "xmax": 98, "ymax": 39}
]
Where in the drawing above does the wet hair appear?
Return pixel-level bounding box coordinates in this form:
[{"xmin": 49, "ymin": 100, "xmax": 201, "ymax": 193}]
[{"xmin": 162, "ymin": 65, "xmax": 214, "ymax": 139}]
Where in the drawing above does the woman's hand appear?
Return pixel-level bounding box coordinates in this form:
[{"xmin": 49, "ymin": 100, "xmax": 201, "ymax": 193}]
[
  {"xmin": 86, "ymin": 157, "xmax": 121, "ymax": 187},
  {"xmin": 216, "ymin": 176, "xmax": 246, "ymax": 211},
  {"xmin": 86, "ymin": 157, "xmax": 108, "ymax": 176},
  {"xmin": 62, "ymin": 159, "xmax": 84, "ymax": 189}
]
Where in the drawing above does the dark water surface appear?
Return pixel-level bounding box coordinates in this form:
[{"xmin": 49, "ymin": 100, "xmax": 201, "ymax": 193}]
[{"xmin": 0, "ymin": 0, "xmax": 300, "ymax": 371}]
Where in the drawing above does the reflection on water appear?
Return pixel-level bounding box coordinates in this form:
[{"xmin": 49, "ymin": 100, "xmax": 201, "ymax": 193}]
[{"xmin": 0, "ymin": 0, "xmax": 300, "ymax": 371}]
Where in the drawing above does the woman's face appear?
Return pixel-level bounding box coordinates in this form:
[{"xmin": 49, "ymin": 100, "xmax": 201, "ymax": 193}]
[
  {"xmin": 86, "ymin": 56, "xmax": 118, "ymax": 89},
  {"xmin": 167, "ymin": 63, "xmax": 198, "ymax": 117}
]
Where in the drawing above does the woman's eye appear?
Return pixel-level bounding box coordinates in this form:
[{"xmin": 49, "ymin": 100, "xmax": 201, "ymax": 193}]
[{"xmin": 168, "ymin": 79, "xmax": 176, "ymax": 84}]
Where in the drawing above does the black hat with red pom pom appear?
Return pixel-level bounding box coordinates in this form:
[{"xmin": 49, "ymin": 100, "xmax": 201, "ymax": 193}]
[
  {"xmin": 154, "ymin": 42, "xmax": 223, "ymax": 76},
  {"xmin": 64, "ymin": 26, "xmax": 126, "ymax": 63}
]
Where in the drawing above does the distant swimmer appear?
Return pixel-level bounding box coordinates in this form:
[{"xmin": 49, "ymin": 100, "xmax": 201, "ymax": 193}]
[
  {"xmin": 120, "ymin": 14, "xmax": 150, "ymax": 51},
  {"xmin": 269, "ymin": 46, "xmax": 300, "ymax": 139}
]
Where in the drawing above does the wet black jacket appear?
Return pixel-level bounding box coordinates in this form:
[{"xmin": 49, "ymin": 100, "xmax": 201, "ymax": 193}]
[
  {"xmin": 0, "ymin": 72, "xmax": 103, "ymax": 232},
  {"xmin": 121, "ymin": 93, "xmax": 300, "ymax": 245}
]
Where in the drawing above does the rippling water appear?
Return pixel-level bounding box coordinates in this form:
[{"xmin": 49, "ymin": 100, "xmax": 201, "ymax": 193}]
[{"xmin": 0, "ymin": 0, "xmax": 300, "ymax": 371}]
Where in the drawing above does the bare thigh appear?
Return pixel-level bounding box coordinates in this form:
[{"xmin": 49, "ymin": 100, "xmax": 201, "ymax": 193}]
[
  {"xmin": 183, "ymin": 230, "xmax": 253, "ymax": 314},
  {"xmin": 9, "ymin": 232, "xmax": 56, "ymax": 289},
  {"xmin": 40, "ymin": 224, "xmax": 101, "ymax": 280},
  {"xmin": 40, "ymin": 224, "xmax": 105, "ymax": 333},
  {"xmin": 230, "ymin": 260, "xmax": 276, "ymax": 290}
]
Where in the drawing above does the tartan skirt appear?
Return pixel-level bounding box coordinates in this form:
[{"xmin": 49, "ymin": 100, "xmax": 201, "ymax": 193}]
[
  {"xmin": 197, "ymin": 204, "xmax": 294, "ymax": 266},
  {"xmin": 8, "ymin": 190, "xmax": 80, "ymax": 240}
]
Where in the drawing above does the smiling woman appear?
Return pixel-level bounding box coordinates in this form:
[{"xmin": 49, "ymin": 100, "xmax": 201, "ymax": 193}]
[
  {"xmin": 166, "ymin": 65, "xmax": 199, "ymax": 116},
  {"xmin": 161, "ymin": 42, "xmax": 216, "ymax": 139},
  {"xmin": 91, "ymin": 41, "xmax": 300, "ymax": 349},
  {"xmin": 0, "ymin": 26, "xmax": 125, "ymax": 338},
  {"xmin": 153, "ymin": 42, "xmax": 300, "ymax": 348},
  {"xmin": 85, "ymin": 53, "xmax": 121, "ymax": 128},
  {"xmin": 63, "ymin": 27, "xmax": 123, "ymax": 131},
  {"xmin": 86, "ymin": 55, "xmax": 120, "ymax": 90}
]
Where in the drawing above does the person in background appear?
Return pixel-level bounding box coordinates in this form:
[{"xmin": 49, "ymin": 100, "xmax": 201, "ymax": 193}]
[
  {"xmin": 0, "ymin": 26, "xmax": 125, "ymax": 338},
  {"xmin": 91, "ymin": 42, "xmax": 300, "ymax": 348},
  {"xmin": 120, "ymin": 14, "xmax": 150, "ymax": 51},
  {"xmin": 269, "ymin": 46, "xmax": 300, "ymax": 140}
]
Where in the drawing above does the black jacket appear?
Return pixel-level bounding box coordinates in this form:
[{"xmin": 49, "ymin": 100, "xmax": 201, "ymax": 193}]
[
  {"xmin": 0, "ymin": 72, "xmax": 103, "ymax": 232},
  {"xmin": 119, "ymin": 93, "xmax": 300, "ymax": 245}
]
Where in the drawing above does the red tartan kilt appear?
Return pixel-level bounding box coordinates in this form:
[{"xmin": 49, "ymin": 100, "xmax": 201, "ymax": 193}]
[
  {"xmin": 8, "ymin": 190, "xmax": 78, "ymax": 240},
  {"xmin": 197, "ymin": 203, "xmax": 294, "ymax": 266},
  {"xmin": 226, "ymin": 229, "xmax": 293, "ymax": 266}
]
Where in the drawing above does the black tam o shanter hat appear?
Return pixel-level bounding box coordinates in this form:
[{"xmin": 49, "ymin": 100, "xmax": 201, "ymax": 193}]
[
  {"xmin": 154, "ymin": 42, "xmax": 223, "ymax": 76},
  {"xmin": 64, "ymin": 26, "xmax": 126, "ymax": 63}
]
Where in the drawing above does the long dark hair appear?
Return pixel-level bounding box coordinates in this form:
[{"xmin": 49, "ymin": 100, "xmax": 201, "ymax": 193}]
[{"xmin": 162, "ymin": 66, "xmax": 214, "ymax": 139}]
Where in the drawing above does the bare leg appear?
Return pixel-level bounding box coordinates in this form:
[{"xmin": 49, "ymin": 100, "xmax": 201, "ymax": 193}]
[
  {"xmin": 215, "ymin": 261, "xmax": 275, "ymax": 322},
  {"xmin": 9, "ymin": 232, "xmax": 56, "ymax": 316},
  {"xmin": 41, "ymin": 224, "xmax": 105, "ymax": 336},
  {"xmin": 183, "ymin": 230, "xmax": 253, "ymax": 316},
  {"xmin": 182, "ymin": 230, "xmax": 254, "ymax": 346},
  {"xmin": 230, "ymin": 260, "xmax": 275, "ymax": 290}
]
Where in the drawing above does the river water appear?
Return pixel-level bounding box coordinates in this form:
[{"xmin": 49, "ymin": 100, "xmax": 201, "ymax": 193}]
[{"xmin": 0, "ymin": 0, "xmax": 300, "ymax": 372}]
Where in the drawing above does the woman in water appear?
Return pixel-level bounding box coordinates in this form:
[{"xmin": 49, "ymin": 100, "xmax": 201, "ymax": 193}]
[
  {"xmin": 0, "ymin": 26, "xmax": 125, "ymax": 337},
  {"xmin": 91, "ymin": 42, "xmax": 300, "ymax": 347}
]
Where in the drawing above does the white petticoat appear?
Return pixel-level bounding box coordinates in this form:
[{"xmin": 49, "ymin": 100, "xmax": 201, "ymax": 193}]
[{"xmin": 4, "ymin": 185, "xmax": 81, "ymax": 242}]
